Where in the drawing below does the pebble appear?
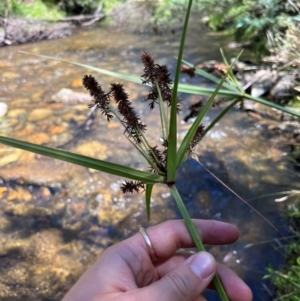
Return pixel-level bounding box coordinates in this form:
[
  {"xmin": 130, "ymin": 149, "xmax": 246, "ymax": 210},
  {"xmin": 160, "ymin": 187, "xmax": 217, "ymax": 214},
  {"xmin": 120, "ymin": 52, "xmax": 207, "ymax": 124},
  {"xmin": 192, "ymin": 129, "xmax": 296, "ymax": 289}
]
[
  {"xmin": 28, "ymin": 108, "xmax": 53, "ymax": 121},
  {"xmin": 0, "ymin": 102, "xmax": 8, "ymax": 117},
  {"xmin": 27, "ymin": 132, "xmax": 50, "ymax": 144},
  {"xmin": 51, "ymin": 88, "xmax": 92, "ymax": 104},
  {"xmin": 7, "ymin": 186, "xmax": 32, "ymax": 202},
  {"xmin": 49, "ymin": 125, "xmax": 67, "ymax": 135},
  {"xmin": 71, "ymin": 78, "xmax": 83, "ymax": 88},
  {"xmin": 10, "ymin": 98, "xmax": 30, "ymax": 106},
  {"xmin": 7, "ymin": 108, "xmax": 27, "ymax": 118},
  {"xmin": 75, "ymin": 141, "xmax": 108, "ymax": 160},
  {"xmin": 0, "ymin": 150, "xmax": 22, "ymax": 167}
]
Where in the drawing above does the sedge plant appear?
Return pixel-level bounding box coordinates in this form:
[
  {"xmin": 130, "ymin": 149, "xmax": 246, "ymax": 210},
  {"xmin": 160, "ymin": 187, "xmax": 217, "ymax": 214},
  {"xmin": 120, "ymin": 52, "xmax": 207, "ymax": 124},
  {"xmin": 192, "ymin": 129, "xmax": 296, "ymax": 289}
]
[{"xmin": 1, "ymin": 0, "xmax": 300, "ymax": 300}]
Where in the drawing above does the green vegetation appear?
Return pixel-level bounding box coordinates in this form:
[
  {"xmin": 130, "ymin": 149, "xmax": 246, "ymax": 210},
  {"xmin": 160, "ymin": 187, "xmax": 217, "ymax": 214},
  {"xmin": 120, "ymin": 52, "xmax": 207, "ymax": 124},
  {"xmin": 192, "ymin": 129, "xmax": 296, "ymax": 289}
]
[
  {"xmin": 265, "ymin": 202, "xmax": 300, "ymax": 300},
  {"xmin": 1, "ymin": 0, "xmax": 65, "ymax": 18},
  {"xmin": 197, "ymin": 0, "xmax": 300, "ymax": 55}
]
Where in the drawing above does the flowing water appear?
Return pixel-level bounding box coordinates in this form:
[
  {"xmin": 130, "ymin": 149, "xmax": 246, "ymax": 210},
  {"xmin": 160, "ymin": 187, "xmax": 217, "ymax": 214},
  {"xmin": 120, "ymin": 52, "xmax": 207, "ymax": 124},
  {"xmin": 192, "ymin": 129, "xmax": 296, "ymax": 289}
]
[{"xmin": 0, "ymin": 16, "xmax": 298, "ymax": 301}]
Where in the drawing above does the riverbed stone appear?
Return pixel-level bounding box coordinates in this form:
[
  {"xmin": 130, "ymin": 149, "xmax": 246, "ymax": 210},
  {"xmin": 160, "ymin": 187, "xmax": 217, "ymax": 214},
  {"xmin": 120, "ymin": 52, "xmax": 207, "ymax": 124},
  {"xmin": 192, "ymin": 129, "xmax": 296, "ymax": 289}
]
[
  {"xmin": 31, "ymin": 90, "xmax": 44, "ymax": 102},
  {"xmin": 10, "ymin": 98, "xmax": 30, "ymax": 106},
  {"xmin": 28, "ymin": 108, "xmax": 53, "ymax": 121},
  {"xmin": 7, "ymin": 186, "xmax": 32, "ymax": 202},
  {"xmin": 7, "ymin": 108, "xmax": 27, "ymax": 118},
  {"xmin": 71, "ymin": 78, "xmax": 83, "ymax": 88},
  {"xmin": 0, "ymin": 102, "xmax": 8, "ymax": 117},
  {"xmin": 4, "ymin": 203, "xmax": 52, "ymax": 217},
  {"xmin": 0, "ymin": 149, "xmax": 22, "ymax": 167},
  {"xmin": 2, "ymin": 71, "xmax": 19, "ymax": 79},
  {"xmin": 27, "ymin": 132, "xmax": 50, "ymax": 144},
  {"xmin": 51, "ymin": 88, "xmax": 92, "ymax": 104},
  {"xmin": 75, "ymin": 141, "xmax": 108, "ymax": 160},
  {"xmin": 49, "ymin": 125, "xmax": 67, "ymax": 135}
]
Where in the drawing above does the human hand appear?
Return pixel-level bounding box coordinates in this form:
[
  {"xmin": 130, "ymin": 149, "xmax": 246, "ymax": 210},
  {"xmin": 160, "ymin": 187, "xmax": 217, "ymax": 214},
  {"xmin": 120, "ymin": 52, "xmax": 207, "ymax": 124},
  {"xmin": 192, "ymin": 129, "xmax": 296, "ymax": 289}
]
[{"xmin": 63, "ymin": 219, "xmax": 252, "ymax": 301}]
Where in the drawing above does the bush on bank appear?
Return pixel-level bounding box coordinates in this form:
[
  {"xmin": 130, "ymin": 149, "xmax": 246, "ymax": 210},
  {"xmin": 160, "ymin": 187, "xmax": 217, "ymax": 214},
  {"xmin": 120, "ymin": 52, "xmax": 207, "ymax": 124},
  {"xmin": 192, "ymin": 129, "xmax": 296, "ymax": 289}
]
[{"xmin": 265, "ymin": 201, "xmax": 300, "ymax": 300}]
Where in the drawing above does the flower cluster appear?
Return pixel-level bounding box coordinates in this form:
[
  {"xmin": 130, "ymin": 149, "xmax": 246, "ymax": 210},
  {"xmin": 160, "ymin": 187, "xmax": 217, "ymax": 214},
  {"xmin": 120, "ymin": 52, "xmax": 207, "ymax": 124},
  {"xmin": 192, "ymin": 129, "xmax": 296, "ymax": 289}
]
[
  {"xmin": 120, "ymin": 181, "xmax": 145, "ymax": 194},
  {"xmin": 82, "ymin": 75, "xmax": 113, "ymax": 121},
  {"xmin": 141, "ymin": 52, "xmax": 178, "ymax": 110},
  {"xmin": 110, "ymin": 83, "xmax": 146, "ymax": 144},
  {"xmin": 187, "ymin": 124, "xmax": 205, "ymax": 156},
  {"xmin": 83, "ymin": 53, "xmax": 205, "ymax": 194}
]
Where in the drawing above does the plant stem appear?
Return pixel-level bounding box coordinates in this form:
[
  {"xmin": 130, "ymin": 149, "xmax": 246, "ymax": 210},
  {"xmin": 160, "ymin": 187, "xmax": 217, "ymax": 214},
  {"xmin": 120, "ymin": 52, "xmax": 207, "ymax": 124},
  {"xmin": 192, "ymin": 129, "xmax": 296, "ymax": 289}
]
[
  {"xmin": 156, "ymin": 81, "xmax": 169, "ymax": 139},
  {"xmin": 169, "ymin": 185, "xmax": 230, "ymax": 301},
  {"xmin": 167, "ymin": 0, "xmax": 193, "ymax": 182}
]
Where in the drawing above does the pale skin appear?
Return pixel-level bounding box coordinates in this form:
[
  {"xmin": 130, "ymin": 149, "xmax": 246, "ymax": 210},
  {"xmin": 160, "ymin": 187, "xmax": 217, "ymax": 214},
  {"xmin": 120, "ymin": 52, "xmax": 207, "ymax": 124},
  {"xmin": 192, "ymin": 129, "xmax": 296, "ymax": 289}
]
[{"xmin": 63, "ymin": 219, "xmax": 253, "ymax": 301}]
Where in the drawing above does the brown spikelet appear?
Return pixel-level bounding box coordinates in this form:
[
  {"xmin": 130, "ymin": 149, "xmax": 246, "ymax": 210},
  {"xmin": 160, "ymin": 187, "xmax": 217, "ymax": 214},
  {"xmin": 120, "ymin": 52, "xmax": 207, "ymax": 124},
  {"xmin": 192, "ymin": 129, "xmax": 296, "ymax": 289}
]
[
  {"xmin": 187, "ymin": 124, "xmax": 205, "ymax": 156},
  {"xmin": 110, "ymin": 83, "xmax": 146, "ymax": 143},
  {"xmin": 120, "ymin": 181, "xmax": 145, "ymax": 194},
  {"xmin": 141, "ymin": 52, "xmax": 179, "ymax": 110},
  {"xmin": 148, "ymin": 145, "xmax": 166, "ymax": 174},
  {"xmin": 82, "ymin": 75, "xmax": 113, "ymax": 121}
]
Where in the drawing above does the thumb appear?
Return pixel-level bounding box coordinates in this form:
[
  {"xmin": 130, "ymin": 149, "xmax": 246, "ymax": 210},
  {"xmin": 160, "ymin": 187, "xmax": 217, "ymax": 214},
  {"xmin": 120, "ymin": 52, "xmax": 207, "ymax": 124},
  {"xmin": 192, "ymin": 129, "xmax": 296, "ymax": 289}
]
[{"xmin": 144, "ymin": 252, "xmax": 216, "ymax": 301}]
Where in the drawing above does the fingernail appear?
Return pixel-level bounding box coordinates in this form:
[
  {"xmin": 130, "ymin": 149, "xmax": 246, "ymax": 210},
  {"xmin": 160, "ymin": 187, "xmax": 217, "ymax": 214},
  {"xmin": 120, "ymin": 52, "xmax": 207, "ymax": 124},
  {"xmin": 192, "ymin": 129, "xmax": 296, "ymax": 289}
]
[{"xmin": 189, "ymin": 252, "xmax": 215, "ymax": 279}]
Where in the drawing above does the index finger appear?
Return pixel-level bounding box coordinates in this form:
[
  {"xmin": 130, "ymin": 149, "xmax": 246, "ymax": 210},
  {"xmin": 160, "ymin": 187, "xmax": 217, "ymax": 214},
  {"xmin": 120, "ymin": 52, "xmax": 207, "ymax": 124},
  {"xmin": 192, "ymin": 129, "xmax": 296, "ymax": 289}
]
[{"xmin": 126, "ymin": 219, "xmax": 239, "ymax": 260}]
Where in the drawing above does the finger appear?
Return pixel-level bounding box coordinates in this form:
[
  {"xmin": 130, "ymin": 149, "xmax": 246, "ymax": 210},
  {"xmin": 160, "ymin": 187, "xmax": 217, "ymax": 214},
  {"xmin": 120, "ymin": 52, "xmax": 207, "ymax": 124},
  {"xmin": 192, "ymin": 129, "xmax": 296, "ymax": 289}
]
[
  {"xmin": 126, "ymin": 219, "xmax": 239, "ymax": 261},
  {"xmin": 137, "ymin": 252, "xmax": 216, "ymax": 301},
  {"xmin": 216, "ymin": 264, "xmax": 253, "ymax": 301},
  {"xmin": 155, "ymin": 256, "xmax": 252, "ymax": 301}
]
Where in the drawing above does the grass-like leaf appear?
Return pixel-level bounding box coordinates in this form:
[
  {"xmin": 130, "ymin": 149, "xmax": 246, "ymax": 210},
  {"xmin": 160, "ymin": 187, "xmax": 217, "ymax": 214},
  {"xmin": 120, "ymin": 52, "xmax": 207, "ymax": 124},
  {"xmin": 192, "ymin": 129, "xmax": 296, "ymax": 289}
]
[
  {"xmin": 145, "ymin": 184, "xmax": 154, "ymax": 220},
  {"xmin": 181, "ymin": 59, "xmax": 238, "ymax": 92},
  {"xmin": 176, "ymin": 57, "xmax": 236, "ymax": 168},
  {"xmin": 179, "ymin": 83, "xmax": 300, "ymax": 118},
  {"xmin": 19, "ymin": 52, "xmax": 300, "ymax": 118},
  {"xmin": 0, "ymin": 136, "xmax": 163, "ymax": 184},
  {"xmin": 19, "ymin": 51, "xmax": 143, "ymax": 84},
  {"xmin": 166, "ymin": 0, "xmax": 193, "ymax": 183}
]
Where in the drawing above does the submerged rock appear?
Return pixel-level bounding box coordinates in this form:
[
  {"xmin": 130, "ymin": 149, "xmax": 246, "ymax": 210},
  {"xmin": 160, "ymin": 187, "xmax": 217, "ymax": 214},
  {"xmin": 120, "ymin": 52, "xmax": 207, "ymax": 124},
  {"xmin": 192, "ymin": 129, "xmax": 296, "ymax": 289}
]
[
  {"xmin": 0, "ymin": 102, "xmax": 8, "ymax": 117},
  {"xmin": 249, "ymin": 70, "xmax": 278, "ymax": 97},
  {"xmin": 270, "ymin": 76, "xmax": 296, "ymax": 104},
  {"xmin": 28, "ymin": 108, "xmax": 53, "ymax": 122},
  {"xmin": 51, "ymin": 88, "xmax": 92, "ymax": 104}
]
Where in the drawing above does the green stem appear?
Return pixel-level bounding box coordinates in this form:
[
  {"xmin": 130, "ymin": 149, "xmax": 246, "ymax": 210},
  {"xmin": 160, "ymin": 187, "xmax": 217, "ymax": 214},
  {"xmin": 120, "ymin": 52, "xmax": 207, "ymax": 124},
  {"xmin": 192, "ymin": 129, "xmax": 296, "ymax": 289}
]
[
  {"xmin": 108, "ymin": 105, "xmax": 163, "ymax": 175},
  {"xmin": 169, "ymin": 185, "xmax": 230, "ymax": 301},
  {"xmin": 156, "ymin": 81, "xmax": 169, "ymax": 139},
  {"xmin": 167, "ymin": 0, "xmax": 193, "ymax": 182}
]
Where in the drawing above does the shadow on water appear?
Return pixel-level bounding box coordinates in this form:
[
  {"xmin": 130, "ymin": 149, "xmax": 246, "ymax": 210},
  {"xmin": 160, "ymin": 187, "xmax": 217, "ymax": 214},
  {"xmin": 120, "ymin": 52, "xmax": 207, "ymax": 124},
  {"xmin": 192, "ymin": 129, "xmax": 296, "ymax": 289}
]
[{"xmin": 0, "ymin": 12, "xmax": 299, "ymax": 301}]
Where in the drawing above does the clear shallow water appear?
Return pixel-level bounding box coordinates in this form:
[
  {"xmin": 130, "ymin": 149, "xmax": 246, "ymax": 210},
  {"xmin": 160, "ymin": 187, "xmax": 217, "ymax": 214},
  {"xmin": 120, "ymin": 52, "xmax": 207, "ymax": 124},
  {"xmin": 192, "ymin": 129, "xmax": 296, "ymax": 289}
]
[{"xmin": 0, "ymin": 16, "xmax": 298, "ymax": 301}]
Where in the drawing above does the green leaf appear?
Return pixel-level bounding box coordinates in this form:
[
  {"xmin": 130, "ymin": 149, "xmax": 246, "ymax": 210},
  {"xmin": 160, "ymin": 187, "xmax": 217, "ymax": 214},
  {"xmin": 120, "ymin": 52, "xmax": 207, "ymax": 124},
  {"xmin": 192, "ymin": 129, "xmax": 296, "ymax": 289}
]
[
  {"xmin": 176, "ymin": 60, "xmax": 234, "ymax": 168},
  {"xmin": 181, "ymin": 59, "xmax": 238, "ymax": 92},
  {"xmin": 145, "ymin": 184, "xmax": 154, "ymax": 220},
  {"xmin": 220, "ymin": 49, "xmax": 244, "ymax": 92},
  {"xmin": 167, "ymin": 0, "xmax": 193, "ymax": 183},
  {"xmin": 19, "ymin": 52, "xmax": 300, "ymax": 118},
  {"xmin": 178, "ymin": 84, "xmax": 300, "ymax": 118},
  {"xmin": 170, "ymin": 185, "xmax": 230, "ymax": 301},
  {"xmin": 19, "ymin": 51, "xmax": 143, "ymax": 84},
  {"xmin": 0, "ymin": 136, "xmax": 163, "ymax": 184}
]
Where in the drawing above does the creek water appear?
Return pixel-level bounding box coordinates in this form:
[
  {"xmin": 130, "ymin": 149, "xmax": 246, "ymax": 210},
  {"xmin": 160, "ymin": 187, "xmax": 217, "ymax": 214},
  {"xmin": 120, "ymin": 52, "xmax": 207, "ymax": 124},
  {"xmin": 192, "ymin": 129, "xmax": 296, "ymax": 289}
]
[{"xmin": 0, "ymin": 16, "xmax": 298, "ymax": 301}]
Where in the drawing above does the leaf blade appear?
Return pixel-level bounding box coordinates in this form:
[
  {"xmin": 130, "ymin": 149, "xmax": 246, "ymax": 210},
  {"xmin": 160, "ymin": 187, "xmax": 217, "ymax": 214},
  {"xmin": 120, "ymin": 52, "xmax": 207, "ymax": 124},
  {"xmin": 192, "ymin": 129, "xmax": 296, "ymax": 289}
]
[
  {"xmin": 0, "ymin": 137, "xmax": 163, "ymax": 184},
  {"xmin": 167, "ymin": 0, "xmax": 193, "ymax": 182},
  {"xmin": 145, "ymin": 184, "xmax": 154, "ymax": 220},
  {"xmin": 176, "ymin": 61, "xmax": 233, "ymax": 168}
]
